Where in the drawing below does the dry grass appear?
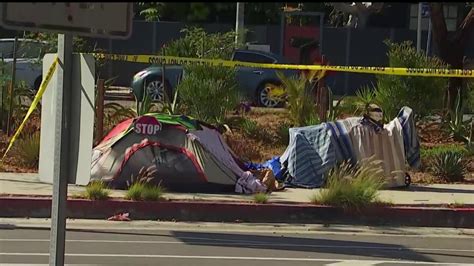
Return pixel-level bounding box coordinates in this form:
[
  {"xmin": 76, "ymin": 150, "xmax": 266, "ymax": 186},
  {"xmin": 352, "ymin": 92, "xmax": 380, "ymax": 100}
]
[
  {"xmin": 82, "ymin": 181, "xmax": 110, "ymax": 200},
  {"xmin": 310, "ymin": 158, "xmax": 386, "ymax": 210}
]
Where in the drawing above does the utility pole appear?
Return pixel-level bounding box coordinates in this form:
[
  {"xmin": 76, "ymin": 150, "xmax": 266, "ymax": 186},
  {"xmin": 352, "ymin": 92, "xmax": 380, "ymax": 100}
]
[
  {"xmin": 235, "ymin": 2, "xmax": 245, "ymax": 47},
  {"xmin": 416, "ymin": 2, "xmax": 422, "ymax": 52},
  {"xmin": 49, "ymin": 33, "xmax": 73, "ymax": 266},
  {"xmin": 425, "ymin": 4, "xmax": 432, "ymax": 57}
]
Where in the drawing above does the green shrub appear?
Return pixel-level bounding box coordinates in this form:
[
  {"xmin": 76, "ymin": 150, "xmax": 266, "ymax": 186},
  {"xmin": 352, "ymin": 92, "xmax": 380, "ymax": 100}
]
[
  {"xmin": 177, "ymin": 65, "xmax": 240, "ymax": 124},
  {"xmin": 125, "ymin": 183, "xmax": 145, "ymax": 201},
  {"xmin": 17, "ymin": 131, "xmax": 40, "ymax": 167},
  {"xmin": 354, "ymin": 85, "xmax": 376, "ymax": 116},
  {"xmin": 125, "ymin": 183, "xmax": 165, "ymax": 201},
  {"xmin": 277, "ymin": 71, "xmax": 319, "ymax": 126},
  {"xmin": 142, "ymin": 185, "xmax": 166, "ymax": 201},
  {"xmin": 430, "ymin": 151, "xmax": 468, "ymax": 182},
  {"xmin": 125, "ymin": 165, "xmax": 165, "ymax": 201},
  {"xmin": 374, "ymin": 40, "xmax": 448, "ymax": 120},
  {"xmin": 464, "ymin": 79, "xmax": 474, "ymax": 113},
  {"xmin": 83, "ymin": 181, "xmax": 110, "ymax": 200},
  {"xmin": 356, "ymin": 85, "xmax": 376, "ymax": 108},
  {"xmin": 253, "ymin": 193, "xmax": 269, "ymax": 204},
  {"xmin": 163, "ymin": 26, "xmax": 237, "ymax": 60},
  {"xmin": 326, "ymin": 88, "xmax": 344, "ymax": 121},
  {"xmin": 0, "ymin": 81, "xmax": 36, "ymax": 131},
  {"xmin": 241, "ymin": 118, "xmax": 260, "ymax": 137},
  {"xmin": 311, "ymin": 158, "xmax": 385, "ymax": 209},
  {"xmin": 421, "ymin": 144, "xmax": 468, "ymax": 160},
  {"xmin": 447, "ymin": 89, "xmax": 472, "ymax": 143},
  {"xmin": 338, "ymin": 96, "xmax": 360, "ymax": 116}
]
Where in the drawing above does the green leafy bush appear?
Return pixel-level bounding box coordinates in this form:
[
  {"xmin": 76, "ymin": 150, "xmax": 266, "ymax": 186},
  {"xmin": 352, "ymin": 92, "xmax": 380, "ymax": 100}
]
[
  {"xmin": 83, "ymin": 181, "xmax": 110, "ymax": 200},
  {"xmin": 337, "ymin": 96, "xmax": 360, "ymax": 116},
  {"xmin": 430, "ymin": 151, "xmax": 468, "ymax": 182},
  {"xmin": 374, "ymin": 40, "xmax": 448, "ymax": 120},
  {"xmin": 163, "ymin": 26, "xmax": 237, "ymax": 60},
  {"xmin": 125, "ymin": 183, "xmax": 146, "ymax": 201},
  {"xmin": 421, "ymin": 144, "xmax": 468, "ymax": 160},
  {"xmin": 241, "ymin": 118, "xmax": 259, "ymax": 136},
  {"xmin": 277, "ymin": 71, "xmax": 319, "ymax": 127},
  {"xmin": 326, "ymin": 88, "xmax": 344, "ymax": 121},
  {"xmin": 311, "ymin": 158, "xmax": 385, "ymax": 209},
  {"xmin": 447, "ymin": 88, "xmax": 473, "ymax": 144},
  {"xmin": 125, "ymin": 165, "xmax": 165, "ymax": 201},
  {"xmin": 126, "ymin": 183, "xmax": 165, "ymax": 201},
  {"xmin": 17, "ymin": 131, "xmax": 40, "ymax": 167},
  {"xmin": 177, "ymin": 65, "xmax": 240, "ymax": 124},
  {"xmin": 465, "ymin": 83, "xmax": 474, "ymax": 113},
  {"xmin": 142, "ymin": 185, "xmax": 166, "ymax": 201},
  {"xmin": 1, "ymin": 80, "xmax": 36, "ymax": 132}
]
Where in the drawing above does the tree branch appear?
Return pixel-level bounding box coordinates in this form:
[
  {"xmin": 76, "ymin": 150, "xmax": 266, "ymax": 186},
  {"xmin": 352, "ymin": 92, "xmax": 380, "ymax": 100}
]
[
  {"xmin": 454, "ymin": 7, "xmax": 474, "ymax": 45},
  {"xmin": 329, "ymin": 3, "xmax": 357, "ymax": 14}
]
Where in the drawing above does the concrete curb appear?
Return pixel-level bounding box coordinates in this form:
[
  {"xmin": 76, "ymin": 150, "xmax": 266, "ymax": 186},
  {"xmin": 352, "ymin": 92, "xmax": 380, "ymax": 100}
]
[{"xmin": 1, "ymin": 197, "xmax": 473, "ymax": 228}]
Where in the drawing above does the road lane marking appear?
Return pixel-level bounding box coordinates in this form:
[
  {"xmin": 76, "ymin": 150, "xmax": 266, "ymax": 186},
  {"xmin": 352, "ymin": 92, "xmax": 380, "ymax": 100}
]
[
  {"xmin": 1, "ymin": 239, "xmax": 473, "ymax": 253},
  {"xmin": 326, "ymin": 261, "xmax": 379, "ymax": 266},
  {"xmin": 0, "ymin": 253, "xmax": 472, "ymax": 265}
]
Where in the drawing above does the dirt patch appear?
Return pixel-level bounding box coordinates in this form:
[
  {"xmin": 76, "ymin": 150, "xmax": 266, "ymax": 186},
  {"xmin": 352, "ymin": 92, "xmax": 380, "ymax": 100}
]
[
  {"xmin": 224, "ymin": 111, "xmax": 289, "ymax": 163},
  {"xmin": 0, "ymin": 115, "xmax": 41, "ymax": 173}
]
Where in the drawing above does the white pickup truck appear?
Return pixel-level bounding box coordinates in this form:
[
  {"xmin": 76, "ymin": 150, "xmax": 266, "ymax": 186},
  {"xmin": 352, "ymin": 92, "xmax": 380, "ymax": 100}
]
[{"xmin": 0, "ymin": 38, "xmax": 48, "ymax": 91}]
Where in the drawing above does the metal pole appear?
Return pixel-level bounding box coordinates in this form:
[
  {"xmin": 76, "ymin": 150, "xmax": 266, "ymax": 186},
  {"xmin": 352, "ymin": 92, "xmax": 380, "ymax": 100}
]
[
  {"xmin": 416, "ymin": 2, "xmax": 422, "ymax": 53},
  {"xmin": 279, "ymin": 11, "xmax": 285, "ymax": 56},
  {"xmin": 426, "ymin": 17, "xmax": 432, "ymax": 57},
  {"xmin": 0, "ymin": 56, "xmax": 5, "ymax": 131},
  {"xmin": 95, "ymin": 79, "xmax": 105, "ymax": 145},
  {"xmin": 6, "ymin": 35, "xmax": 18, "ymax": 136},
  {"xmin": 49, "ymin": 33, "xmax": 73, "ymax": 266},
  {"xmin": 319, "ymin": 14, "xmax": 324, "ymax": 56},
  {"xmin": 235, "ymin": 2, "xmax": 245, "ymax": 46}
]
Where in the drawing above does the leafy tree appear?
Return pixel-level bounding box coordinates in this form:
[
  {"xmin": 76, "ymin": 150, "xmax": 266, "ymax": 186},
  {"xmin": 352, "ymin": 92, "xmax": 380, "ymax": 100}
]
[
  {"xmin": 429, "ymin": 3, "xmax": 474, "ymax": 110},
  {"xmin": 137, "ymin": 2, "xmax": 164, "ymax": 22},
  {"xmin": 327, "ymin": 2, "xmax": 384, "ymax": 28}
]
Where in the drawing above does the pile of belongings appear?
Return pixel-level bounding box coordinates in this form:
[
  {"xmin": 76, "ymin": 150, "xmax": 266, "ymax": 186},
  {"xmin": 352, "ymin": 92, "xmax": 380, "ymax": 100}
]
[
  {"xmin": 90, "ymin": 113, "xmax": 269, "ymax": 194},
  {"xmin": 275, "ymin": 106, "xmax": 420, "ymax": 188}
]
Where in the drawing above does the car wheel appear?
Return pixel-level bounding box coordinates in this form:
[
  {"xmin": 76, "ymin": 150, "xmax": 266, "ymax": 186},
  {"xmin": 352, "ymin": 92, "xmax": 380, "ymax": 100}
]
[
  {"xmin": 256, "ymin": 82, "xmax": 284, "ymax": 108},
  {"xmin": 145, "ymin": 77, "xmax": 170, "ymax": 102}
]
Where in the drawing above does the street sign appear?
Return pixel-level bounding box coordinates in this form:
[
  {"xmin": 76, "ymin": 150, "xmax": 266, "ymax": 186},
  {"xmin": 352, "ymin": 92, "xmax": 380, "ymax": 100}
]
[
  {"xmin": 421, "ymin": 2, "xmax": 430, "ymax": 17},
  {"xmin": 134, "ymin": 116, "xmax": 163, "ymax": 135},
  {"xmin": 0, "ymin": 3, "xmax": 133, "ymax": 39}
]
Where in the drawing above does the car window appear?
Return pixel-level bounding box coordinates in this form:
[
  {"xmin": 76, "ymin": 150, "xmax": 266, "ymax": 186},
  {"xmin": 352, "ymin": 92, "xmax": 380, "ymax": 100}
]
[
  {"xmin": 0, "ymin": 41, "xmax": 14, "ymax": 58},
  {"xmin": 17, "ymin": 41, "xmax": 45, "ymax": 58},
  {"xmin": 0, "ymin": 40, "xmax": 46, "ymax": 59},
  {"xmin": 233, "ymin": 51, "xmax": 276, "ymax": 64}
]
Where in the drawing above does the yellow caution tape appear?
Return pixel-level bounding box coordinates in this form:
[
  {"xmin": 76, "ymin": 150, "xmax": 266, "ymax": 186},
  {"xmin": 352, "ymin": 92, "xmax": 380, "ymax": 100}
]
[
  {"xmin": 93, "ymin": 53, "xmax": 474, "ymax": 78},
  {"xmin": 1, "ymin": 57, "xmax": 59, "ymax": 161}
]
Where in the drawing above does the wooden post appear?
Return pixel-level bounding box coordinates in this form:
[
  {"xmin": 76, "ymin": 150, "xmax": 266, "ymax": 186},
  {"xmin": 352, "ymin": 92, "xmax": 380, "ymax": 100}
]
[
  {"xmin": 315, "ymin": 55, "xmax": 329, "ymax": 122},
  {"xmin": 95, "ymin": 79, "xmax": 105, "ymax": 144}
]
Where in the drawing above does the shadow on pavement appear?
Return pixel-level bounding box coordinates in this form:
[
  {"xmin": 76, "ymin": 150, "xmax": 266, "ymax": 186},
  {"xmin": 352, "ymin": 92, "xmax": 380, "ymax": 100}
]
[
  {"xmin": 404, "ymin": 186, "xmax": 474, "ymax": 194},
  {"xmin": 170, "ymin": 231, "xmax": 436, "ymax": 262}
]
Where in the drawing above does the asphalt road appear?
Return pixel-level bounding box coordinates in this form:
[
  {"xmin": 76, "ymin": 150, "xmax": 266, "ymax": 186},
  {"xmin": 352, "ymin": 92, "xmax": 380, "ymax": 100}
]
[{"xmin": 0, "ymin": 220, "xmax": 473, "ymax": 265}]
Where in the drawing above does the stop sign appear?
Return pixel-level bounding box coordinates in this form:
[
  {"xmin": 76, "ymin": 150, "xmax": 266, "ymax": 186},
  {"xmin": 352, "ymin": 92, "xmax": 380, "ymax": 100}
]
[{"xmin": 133, "ymin": 116, "xmax": 162, "ymax": 135}]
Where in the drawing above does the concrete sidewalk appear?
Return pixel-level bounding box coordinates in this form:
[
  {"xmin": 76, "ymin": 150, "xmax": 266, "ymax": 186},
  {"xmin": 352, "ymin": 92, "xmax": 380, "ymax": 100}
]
[{"xmin": 1, "ymin": 172, "xmax": 473, "ymax": 206}]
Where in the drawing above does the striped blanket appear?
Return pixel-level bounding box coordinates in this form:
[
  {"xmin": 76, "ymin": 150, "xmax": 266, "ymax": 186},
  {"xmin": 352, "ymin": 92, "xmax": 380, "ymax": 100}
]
[{"xmin": 279, "ymin": 107, "xmax": 420, "ymax": 188}]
